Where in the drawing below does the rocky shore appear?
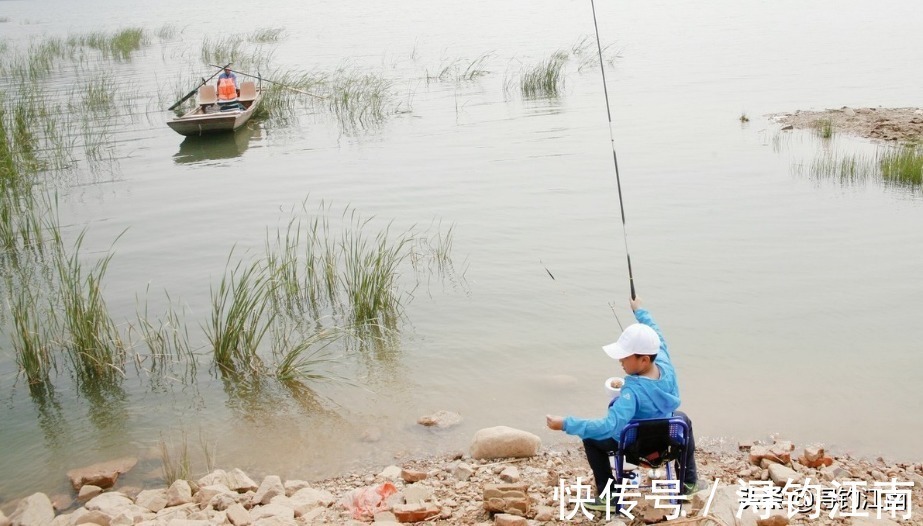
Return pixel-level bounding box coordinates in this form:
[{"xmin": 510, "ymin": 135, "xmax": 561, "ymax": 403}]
[
  {"xmin": 769, "ymin": 107, "xmax": 923, "ymax": 143},
  {"xmin": 2, "ymin": 425, "xmax": 921, "ymax": 526}
]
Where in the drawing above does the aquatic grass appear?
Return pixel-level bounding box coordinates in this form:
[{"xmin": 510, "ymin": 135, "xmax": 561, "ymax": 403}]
[
  {"xmin": 570, "ymin": 35, "xmax": 621, "ymax": 71},
  {"xmin": 326, "ymin": 70, "xmax": 393, "ymax": 131},
  {"xmin": 815, "ymin": 118, "xmax": 835, "ymax": 139},
  {"xmin": 879, "ymin": 145, "xmax": 923, "ymax": 187},
  {"xmin": 739, "ymin": 112, "xmax": 750, "ymax": 123},
  {"xmin": 340, "ymin": 219, "xmax": 412, "ymax": 329},
  {"xmin": 807, "ymin": 151, "xmax": 875, "ymax": 186},
  {"xmin": 206, "ymin": 257, "xmax": 273, "ymax": 376},
  {"xmin": 66, "ymin": 28, "xmax": 147, "ymax": 60},
  {"xmin": 249, "ymin": 28, "xmax": 285, "ymax": 44},
  {"xmin": 425, "ymin": 54, "xmax": 491, "ymax": 83},
  {"xmin": 132, "ymin": 288, "xmax": 195, "ymax": 380},
  {"xmin": 54, "ymin": 230, "xmax": 126, "ymax": 384},
  {"xmin": 159, "ymin": 432, "xmax": 191, "ymax": 485},
  {"xmin": 520, "ymin": 51, "xmax": 568, "ymax": 99},
  {"xmin": 273, "ymin": 326, "xmax": 341, "ymax": 385},
  {"xmin": 157, "ymin": 24, "xmax": 179, "ymax": 41},
  {"xmin": 201, "ymin": 35, "xmax": 275, "ymax": 72},
  {"xmin": 11, "ymin": 283, "xmax": 55, "ymax": 385}
]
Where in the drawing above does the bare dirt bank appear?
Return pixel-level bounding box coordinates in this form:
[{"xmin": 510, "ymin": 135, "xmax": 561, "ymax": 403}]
[{"xmin": 770, "ymin": 107, "xmax": 923, "ymax": 143}]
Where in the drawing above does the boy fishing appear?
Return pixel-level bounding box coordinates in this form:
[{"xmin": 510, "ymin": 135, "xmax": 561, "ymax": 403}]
[{"xmin": 546, "ymin": 296, "xmax": 698, "ymax": 509}]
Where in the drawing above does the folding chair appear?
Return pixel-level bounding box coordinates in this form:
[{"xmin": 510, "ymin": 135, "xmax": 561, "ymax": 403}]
[{"xmin": 613, "ymin": 416, "xmax": 691, "ymax": 497}]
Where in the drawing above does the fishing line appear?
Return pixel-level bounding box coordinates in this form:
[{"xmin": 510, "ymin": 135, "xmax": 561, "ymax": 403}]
[{"xmin": 589, "ymin": 0, "xmax": 636, "ymax": 300}]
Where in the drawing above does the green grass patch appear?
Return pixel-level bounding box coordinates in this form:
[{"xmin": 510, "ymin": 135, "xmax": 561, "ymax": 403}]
[
  {"xmin": 520, "ymin": 51, "xmax": 568, "ymax": 99},
  {"xmin": 880, "ymin": 145, "xmax": 923, "ymax": 186},
  {"xmin": 815, "ymin": 118, "xmax": 834, "ymax": 139}
]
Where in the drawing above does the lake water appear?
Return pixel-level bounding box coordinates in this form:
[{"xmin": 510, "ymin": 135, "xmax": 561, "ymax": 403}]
[{"xmin": 1, "ymin": 0, "xmax": 922, "ymax": 503}]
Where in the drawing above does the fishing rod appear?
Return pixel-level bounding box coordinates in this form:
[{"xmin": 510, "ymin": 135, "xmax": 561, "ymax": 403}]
[
  {"xmin": 590, "ymin": 0, "xmax": 636, "ymax": 300},
  {"xmin": 207, "ymin": 65, "xmax": 328, "ymax": 100}
]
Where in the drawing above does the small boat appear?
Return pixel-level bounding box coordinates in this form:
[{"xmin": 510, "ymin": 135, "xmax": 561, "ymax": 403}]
[{"xmin": 167, "ymin": 80, "xmax": 263, "ymax": 136}]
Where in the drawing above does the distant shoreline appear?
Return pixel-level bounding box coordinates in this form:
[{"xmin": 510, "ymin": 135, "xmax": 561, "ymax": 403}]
[{"xmin": 770, "ymin": 107, "xmax": 923, "ymax": 143}]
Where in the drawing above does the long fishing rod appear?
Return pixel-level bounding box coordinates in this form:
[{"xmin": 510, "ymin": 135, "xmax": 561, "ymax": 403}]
[
  {"xmin": 207, "ymin": 65, "xmax": 328, "ymax": 100},
  {"xmin": 590, "ymin": 0, "xmax": 636, "ymax": 300}
]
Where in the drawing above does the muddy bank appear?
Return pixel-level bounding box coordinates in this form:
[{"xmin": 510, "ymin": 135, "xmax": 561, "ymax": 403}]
[
  {"xmin": 4, "ymin": 434, "xmax": 921, "ymax": 525},
  {"xmin": 770, "ymin": 107, "xmax": 923, "ymax": 143}
]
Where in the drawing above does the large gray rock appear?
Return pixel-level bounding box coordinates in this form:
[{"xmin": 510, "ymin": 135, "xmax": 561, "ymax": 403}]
[
  {"xmin": 66, "ymin": 457, "xmax": 138, "ymax": 491},
  {"xmin": 9, "ymin": 493, "xmax": 55, "ymax": 526},
  {"xmin": 470, "ymin": 426, "xmax": 541, "ymax": 460}
]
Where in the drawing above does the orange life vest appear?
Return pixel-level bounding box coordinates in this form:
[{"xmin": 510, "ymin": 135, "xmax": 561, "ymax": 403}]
[{"xmin": 217, "ymin": 77, "xmax": 237, "ymax": 100}]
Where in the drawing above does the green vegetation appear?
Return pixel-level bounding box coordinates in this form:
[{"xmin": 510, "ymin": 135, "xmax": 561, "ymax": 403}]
[
  {"xmin": 520, "ymin": 51, "xmax": 568, "ymax": 99},
  {"xmin": 880, "ymin": 145, "xmax": 923, "ymax": 186},
  {"xmin": 249, "ymin": 28, "xmax": 285, "ymax": 44},
  {"xmin": 815, "ymin": 118, "xmax": 835, "ymax": 139},
  {"xmin": 425, "ymin": 54, "xmax": 491, "ymax": 83}
]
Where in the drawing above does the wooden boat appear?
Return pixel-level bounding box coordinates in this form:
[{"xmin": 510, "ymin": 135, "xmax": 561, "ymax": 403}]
[{"xmin": 167, "ymin": 81, "xmax": 263, "ymax": 136}]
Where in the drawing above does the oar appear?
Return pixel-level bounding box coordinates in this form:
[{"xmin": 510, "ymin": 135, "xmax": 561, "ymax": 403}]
[
  {"xmin": 207, "ymin": 64, "xmax": 327, "ymax": 100},
  {"xmin": 168, "ymin": 62, "xmax": 232, "ymax": 111}
]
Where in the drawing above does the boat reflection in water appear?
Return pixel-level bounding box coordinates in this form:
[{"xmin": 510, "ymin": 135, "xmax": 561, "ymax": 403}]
[{"xmin": 172, "ymin": 123, "xmax": 262, "ymax": 165}]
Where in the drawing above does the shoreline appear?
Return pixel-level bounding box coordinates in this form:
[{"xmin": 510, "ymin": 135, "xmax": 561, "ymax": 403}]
[
  {"xmin": 3, "ymin": 433, "xmax": 922, "ymax": 525},
  {"xmin": 769, "ymin": 107, "xmax": 923, "ymax": 143}
]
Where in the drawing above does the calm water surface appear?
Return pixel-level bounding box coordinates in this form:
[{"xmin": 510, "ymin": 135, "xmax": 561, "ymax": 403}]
[{"xmin": 1, "ymin": 0, "xmax": 922, "ymax": 501}]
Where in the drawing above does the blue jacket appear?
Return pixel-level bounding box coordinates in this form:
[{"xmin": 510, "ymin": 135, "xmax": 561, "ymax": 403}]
[{"xmin": 562, "ymin": 308, "xmax": 681, "ymax": 441}]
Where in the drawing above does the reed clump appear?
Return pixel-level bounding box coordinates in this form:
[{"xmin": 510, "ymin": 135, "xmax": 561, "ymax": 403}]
[
  {"xmin": 520, "ymin": 51, "xmax": 568, "ymax": 99},
  {"xmin": 879, "ymin": 145, "xmax": 923, "ymax": 187},
  {"xmin": 248, "ymin": 28, "xmax": 285, "ymax": 44},
  {"xmin": 815, "ymin": 118, "xmax": 835, "ymax": 139}
]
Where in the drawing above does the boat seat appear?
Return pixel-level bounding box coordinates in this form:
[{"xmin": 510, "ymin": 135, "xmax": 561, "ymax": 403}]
[
  {"xmin": 238, "ymin": 81, "xmax": 257, "ymax": 102},
  {"xmin": 198, "ymin": 85, "xmax": 217, "ymax": 106}
]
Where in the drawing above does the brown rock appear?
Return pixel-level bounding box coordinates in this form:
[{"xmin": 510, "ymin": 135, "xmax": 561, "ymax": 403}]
[
  {"xmin": 757, "ymin": 516, "xmax": 789, "ymax": 526},
  {"xmin": 77, "ymin": 485, "xmax": 102, "ymax": 502},
  {"xmin": 400, "ymin": 469, "xmax": 428, "ymax": 483},
  {"xmin": 483, "ymin": 484, "xmax": 530, "ymax": 516},
  {"xmin": 749, "ymin": 445, "xmax": 770, "ymax": 465},
  {"xmin": 494, "ymin": 513, "xmax": 528, "ymax": 526},
  {"xmin": 392, "ymin": 503, "xmax": 439, "ymax": 523},
  {"xmin": 803, "ymin": 445, "xmax": 824, "ymax": 463},
  {"xmin": 66, "ymin": 457, "xmax": 138, "ymax": 491}
]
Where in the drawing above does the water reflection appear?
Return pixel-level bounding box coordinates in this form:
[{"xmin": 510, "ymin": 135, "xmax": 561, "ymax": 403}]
[
  {"xmin": 172, "ymin": 123, "xmax": 262, "ymax": 164},
  {"xmin": 29, "ymin": 381, "xmax": 71, "ymax": 451}
]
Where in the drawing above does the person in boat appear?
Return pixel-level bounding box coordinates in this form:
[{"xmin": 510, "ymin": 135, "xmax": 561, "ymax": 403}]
[
  {"xmin": 545, "ymin": 296, "xmax": 699, "ymax": 508},
  {"xmin": 216, "ymin": 67, "xmax": 240, "ymax": 102}
]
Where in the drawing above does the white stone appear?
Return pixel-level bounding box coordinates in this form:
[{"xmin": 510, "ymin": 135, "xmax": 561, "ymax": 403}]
[
  {"xmin": 378, "ymin": 465, "xmax": 402, "ymax": 479},
  {"xmin": 254, "ymin": 476, "xmax": 285, "ymax": 505},
  {"xmin": 135, "ymin": 489, "xmax": 168, "ymax": 513},
  {"xmin": 282, "ymin": 480, "xmax": 311, "ymax": 496},
  {"xmin": 402, "ymin": 484, "xmax": 434, "ymax": 505},
  {"xmin": 166, "ymin": 480, "xmax": 193, "ymax": 507},
  {"xmin": 499, "ymin": 466, "xmax": 520, "ymax": 483},
  {"xmin": 85, "ymin": 492, "xmax": 133, "ymax": 515},
  {"xmin": 197, "ymin": 470, "xmax": 228, "ymax": 488},
  {"xmin": 454, "ymin": 463, "xmax": 474, "ymax": 481},
  {"xmin": 470, "ymin": 426, "xmax": 541, "ymax": 460},
  {"xmin": 768, "ymin": 463, "xmax": 804, "ymax": 486},
  {"xmin": 249, "ymin": 503, "xmax": 294, "ymax": 522},
  {"xmin": 226, "ymin": 469, "xmax": 258, "ymax": 493},
  {"xmin": 9, "ymin": 493, "xmax": 55, "ymax": 526},
  {"xmin": 289, "ymin": 487, "xmax": 335, "ymax": 516},
  {"xmin": 226, "ymin": 504, "xmax": 250, "ymax": 526}
]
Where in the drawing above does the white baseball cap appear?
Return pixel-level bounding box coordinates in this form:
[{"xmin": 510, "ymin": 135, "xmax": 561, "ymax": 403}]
[{"xmin": 602, "ymin": 323, "xmax": 660, "ymax": 360}]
